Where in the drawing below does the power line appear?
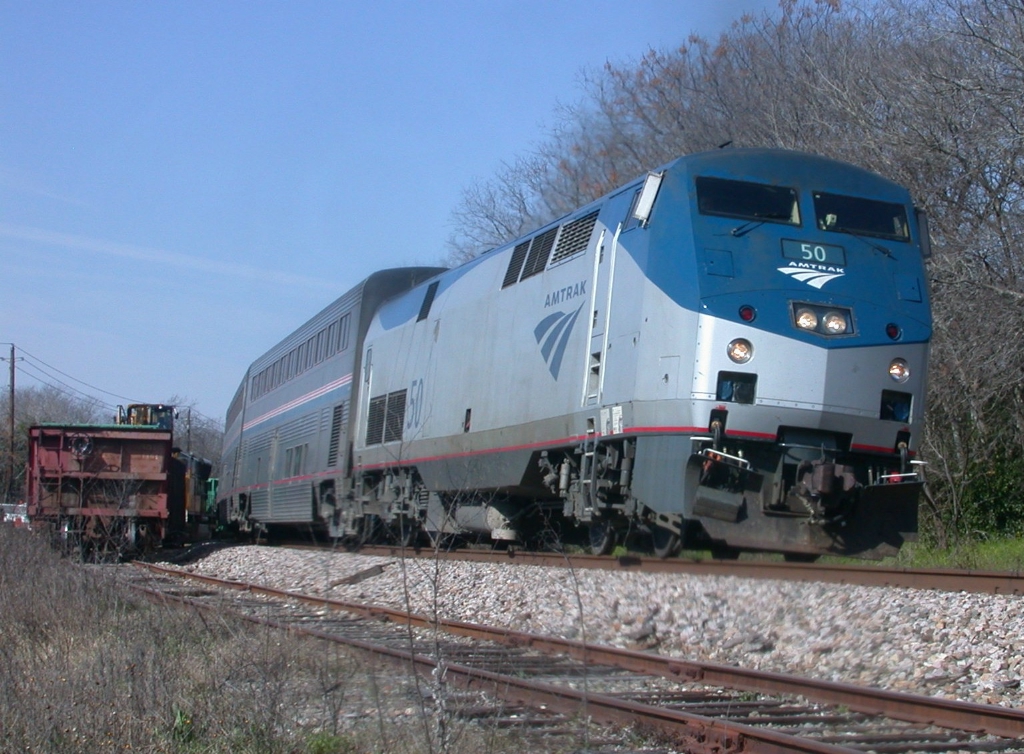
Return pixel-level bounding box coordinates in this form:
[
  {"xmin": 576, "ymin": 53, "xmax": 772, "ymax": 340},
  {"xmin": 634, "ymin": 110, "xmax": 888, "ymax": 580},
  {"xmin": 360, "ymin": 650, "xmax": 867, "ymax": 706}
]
[
  {"xmin": 17, "ymin": 346, "xmax": 142, "ymax": 403},
  {"xmin": 17, "ymin": 362, "xmax": 117, "ymax": 411},
  {"xmin": 15, "ymin": 363, "xmax": 225, "ymax": 438},
  {"xmin": 13, "ymin": 346, "xmax": 223, "ymax": 428},
  {"xmin": 16, "ymin": 362, "xmax": 119, "ymax": 412},
  {"xmin": 184, "ymin": 405, "xmax": 223, "ymax": 427}
]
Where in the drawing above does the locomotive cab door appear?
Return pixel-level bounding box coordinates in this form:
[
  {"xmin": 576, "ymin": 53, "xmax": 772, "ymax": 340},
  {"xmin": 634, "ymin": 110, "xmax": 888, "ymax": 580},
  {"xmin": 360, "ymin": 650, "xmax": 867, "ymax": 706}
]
[
  {"xmin": 581, "ymin": 222, "xmax": 617, "ymax": 408},
  {"xmin": 580, "ymin": 175, "xmax": 660, "ymax": 410},
  {"xmin": 358, "ymin": 347, "xmax": 373, "ymax": 447}
]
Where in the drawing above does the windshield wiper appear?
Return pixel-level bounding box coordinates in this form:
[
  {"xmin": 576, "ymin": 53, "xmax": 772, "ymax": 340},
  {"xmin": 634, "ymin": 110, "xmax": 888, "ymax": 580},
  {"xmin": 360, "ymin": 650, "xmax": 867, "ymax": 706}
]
[
  {"xmin": 833, "ymin": 227, "xmax": 897, "ymax": 259},
  {"xmin": 730, "ymin": 213, "xmax": 792, "ymax": 237},
  {"xmin": 731, "ymin": 220, "xmax": 765, "ymax": 237}
]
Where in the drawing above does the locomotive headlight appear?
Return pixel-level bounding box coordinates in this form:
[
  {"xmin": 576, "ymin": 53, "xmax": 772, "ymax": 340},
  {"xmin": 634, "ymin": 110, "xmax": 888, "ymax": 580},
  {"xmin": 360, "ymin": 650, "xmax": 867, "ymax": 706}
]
[
  {"xmin": 888, "ymin": 358, "xmax": 910, "ymax": 383},
  {"xmin": 795, "ymin": 308, "xmax": 818, "ymax": 330},
  {"xmin": 727, "ymin": 338, "xmax": 753, "ymax": 363},
  {"xmin": 791, "ymin": 302, "xmax": 855, "ymax": 337},
  {"xmin": 822, "ymin": 311, "xmax": 848, "ymax": 334}
]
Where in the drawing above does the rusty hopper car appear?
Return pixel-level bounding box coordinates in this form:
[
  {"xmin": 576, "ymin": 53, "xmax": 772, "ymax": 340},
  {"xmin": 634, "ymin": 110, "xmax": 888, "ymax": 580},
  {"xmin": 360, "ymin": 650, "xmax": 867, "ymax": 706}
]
[{"xmin": 26, "ymin": 422, "xmax": 178, "ymax": 558}]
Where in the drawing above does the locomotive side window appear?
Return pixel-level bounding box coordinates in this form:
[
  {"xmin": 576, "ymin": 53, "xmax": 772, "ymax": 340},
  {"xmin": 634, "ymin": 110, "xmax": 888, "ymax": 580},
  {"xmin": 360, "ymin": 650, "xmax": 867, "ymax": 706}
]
[
  {"xmin": 696, "ymin": 176, "xmax": 800, "ymax": 225},
  {"xmin": 813, "ymin": 192, "xmax": 909, "ymax": 241},
  {"xmin": 622, "ymin": 187, "xmax": 643, "ymax": 232},
  {"xmin": 417, "ymin": 281, "xmax": 440, "ymax": 322}
]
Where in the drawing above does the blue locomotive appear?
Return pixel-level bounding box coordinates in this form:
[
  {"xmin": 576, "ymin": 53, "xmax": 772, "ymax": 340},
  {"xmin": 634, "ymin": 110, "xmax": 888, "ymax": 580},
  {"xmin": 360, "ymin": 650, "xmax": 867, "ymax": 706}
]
[{"xmin": 218, "ymin": 148, "xmax": 931, "ymax": 559}]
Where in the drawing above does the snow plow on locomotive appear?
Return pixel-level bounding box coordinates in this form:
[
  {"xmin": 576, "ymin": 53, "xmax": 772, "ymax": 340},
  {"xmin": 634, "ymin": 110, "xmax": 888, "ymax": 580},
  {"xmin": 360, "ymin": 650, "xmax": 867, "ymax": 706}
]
[{"xmin": 218, "ymin": 148, "xmax": 931, "ymax": 560}]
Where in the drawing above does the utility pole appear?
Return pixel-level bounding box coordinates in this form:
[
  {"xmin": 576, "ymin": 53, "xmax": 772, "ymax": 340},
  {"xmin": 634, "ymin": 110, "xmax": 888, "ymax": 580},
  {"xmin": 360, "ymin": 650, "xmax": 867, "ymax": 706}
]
[
  {"xmin": 0, "ymin": 343, "xmax": 14, "ymax": 504},
  {"xmin": 8, "ymin": 344, "xmax": 12, "ymax": 503}
]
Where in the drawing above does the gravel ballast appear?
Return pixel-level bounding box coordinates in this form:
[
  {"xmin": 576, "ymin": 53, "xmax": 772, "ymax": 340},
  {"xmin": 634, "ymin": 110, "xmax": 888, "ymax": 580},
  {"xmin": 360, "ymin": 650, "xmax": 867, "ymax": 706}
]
[{"xmin": 167, "ymin": 545, "xmax": 1024, "ymax": 709}]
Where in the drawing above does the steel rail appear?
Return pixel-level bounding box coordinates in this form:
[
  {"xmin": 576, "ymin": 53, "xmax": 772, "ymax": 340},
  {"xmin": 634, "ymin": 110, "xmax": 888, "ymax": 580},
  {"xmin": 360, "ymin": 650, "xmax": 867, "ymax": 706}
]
[
  {"xmin": 343, "ymin": 545, "xmax": 1024, "ymax": 595},
  {"xmin": 130, "ymin": 574, "xmax": 856, "ymax": 754},
  {"xmin": 135, "ymin": 561, "xmax": 1024, "ymax": 739}
]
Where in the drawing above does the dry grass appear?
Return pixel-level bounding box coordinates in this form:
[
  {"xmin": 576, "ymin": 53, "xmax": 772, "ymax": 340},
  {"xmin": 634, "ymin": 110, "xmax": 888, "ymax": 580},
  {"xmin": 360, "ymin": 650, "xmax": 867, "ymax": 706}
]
[{"xmin": 0, "ymin": 525, "xmax": 623, "ymax": 753}]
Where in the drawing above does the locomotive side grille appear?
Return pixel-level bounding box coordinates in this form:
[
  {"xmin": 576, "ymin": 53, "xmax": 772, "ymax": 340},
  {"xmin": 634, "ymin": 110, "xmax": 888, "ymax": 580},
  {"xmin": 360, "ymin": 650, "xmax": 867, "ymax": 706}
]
[
  {"xmin": 520, "ymin": 226, "xmax": 558, "ymax": 280},
  {"xmin": 365, "ymin": 396, "xmax": 387, "ymax": 446},
  {"xmin": 550, "ymin": 211, "xmax": 599, "ymax": 266},
  {"xmin": 365, "ymin": 391, "xmax": 406, "ymax": 446},
  {"xmin": 502, "ymin": 241, "xmax": 530, "ymax": 288},
  {"xmin": 384, "ymin": 390, "xmax": 406, "ymax": 443},
  {"xmin": 327, "ymin": 402, "xmax": 348, "ymax": 467}
]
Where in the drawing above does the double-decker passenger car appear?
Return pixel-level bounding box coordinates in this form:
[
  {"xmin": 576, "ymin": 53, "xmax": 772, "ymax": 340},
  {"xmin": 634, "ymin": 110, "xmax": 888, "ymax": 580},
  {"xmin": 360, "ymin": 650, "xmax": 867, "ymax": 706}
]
[{"xmin": 219, "ymin": 148, "xmax": 931, "ymax": 559}]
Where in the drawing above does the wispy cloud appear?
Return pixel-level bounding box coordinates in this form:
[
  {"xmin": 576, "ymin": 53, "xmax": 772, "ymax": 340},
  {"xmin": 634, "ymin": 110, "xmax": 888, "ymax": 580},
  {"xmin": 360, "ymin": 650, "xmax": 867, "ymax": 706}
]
[
  {"xmin": 0, "ymin": 168, "xmax": 93, "ymax": 208},
  {"xmin": 0, "ymin": 222, "xmax": 341, "ymax": 291}
]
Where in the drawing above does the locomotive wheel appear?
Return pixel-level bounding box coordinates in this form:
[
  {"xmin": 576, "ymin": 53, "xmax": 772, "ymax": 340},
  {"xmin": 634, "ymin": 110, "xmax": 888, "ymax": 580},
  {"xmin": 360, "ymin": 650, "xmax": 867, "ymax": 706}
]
[
  {"xmin": 651, "ymin": 526, "xmax": 680, "ymax": 558},
  {"xmin": 391, "ymin": 514, "xmax": 419, "ymax": 548},
  {"xmin": 338, "ymin": 514, "xmax": 375, "ymax": 549},
  {"xmin": 338, "ymin": 519, "xmax": 368, "ymax": 551},
  {"xmin": 588, "ymin": 520, "xmax": 617, "ymax": 556}
]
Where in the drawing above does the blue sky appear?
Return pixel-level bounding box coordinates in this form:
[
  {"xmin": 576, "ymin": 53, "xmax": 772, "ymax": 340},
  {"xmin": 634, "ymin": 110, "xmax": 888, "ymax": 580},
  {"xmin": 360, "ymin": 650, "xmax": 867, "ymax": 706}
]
[{"xmin": 1, "ymin": 0, "xmax": 773, "ymax": 424}]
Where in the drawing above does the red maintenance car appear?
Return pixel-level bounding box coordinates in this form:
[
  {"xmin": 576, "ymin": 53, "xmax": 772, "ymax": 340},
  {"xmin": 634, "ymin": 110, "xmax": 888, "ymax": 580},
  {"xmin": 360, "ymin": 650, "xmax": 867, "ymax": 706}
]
[{"xmin": 25, "ymin": 404, "xmax": 211, "ymax": 559}]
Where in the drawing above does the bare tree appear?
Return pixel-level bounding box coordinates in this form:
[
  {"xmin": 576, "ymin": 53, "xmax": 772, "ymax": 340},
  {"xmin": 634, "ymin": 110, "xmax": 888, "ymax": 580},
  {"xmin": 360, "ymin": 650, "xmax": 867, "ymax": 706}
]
[
  {"xmin": 0, "ymin": 385, "xmax": 107, "ymax": 501},
  {"xmin": 445, "ymin": 0, "xmax": 1024, "ymax": 542},
  {"xmin": 163, "ymin": 395, "xmax": 225, "ymax": 473},
  {"xmin": 445, "ymin": 156, "xmax": 561, "ymax": 264}
]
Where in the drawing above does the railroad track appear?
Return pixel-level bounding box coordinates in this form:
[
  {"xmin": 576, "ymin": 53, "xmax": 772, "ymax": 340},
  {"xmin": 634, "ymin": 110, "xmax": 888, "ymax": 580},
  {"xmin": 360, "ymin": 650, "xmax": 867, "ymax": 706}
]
[
  {"xmin": 327, "ymin": 544, "xmax": 1024, "ymax": 595},
  {"xmin": 129, "ymin": 561, "xmax": 1024, "ymax": 753}
]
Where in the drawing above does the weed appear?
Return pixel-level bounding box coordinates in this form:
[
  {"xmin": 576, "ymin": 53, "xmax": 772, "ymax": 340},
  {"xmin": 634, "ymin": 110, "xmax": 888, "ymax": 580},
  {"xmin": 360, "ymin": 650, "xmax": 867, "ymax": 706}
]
[
  {"xmin": 171, "ymin": 706, "xmax": 197, "ymax": 745},
  {"xmin": 305, "ymin": 731, "xmax": 358, "ymax": 754}
]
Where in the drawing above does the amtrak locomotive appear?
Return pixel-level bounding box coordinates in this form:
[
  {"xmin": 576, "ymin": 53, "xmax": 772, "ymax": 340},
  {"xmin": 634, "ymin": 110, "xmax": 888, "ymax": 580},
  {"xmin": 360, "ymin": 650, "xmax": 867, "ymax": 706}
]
[{"xmin": 219, "ymin": 148, "xmax": 931, "ymax": 559}]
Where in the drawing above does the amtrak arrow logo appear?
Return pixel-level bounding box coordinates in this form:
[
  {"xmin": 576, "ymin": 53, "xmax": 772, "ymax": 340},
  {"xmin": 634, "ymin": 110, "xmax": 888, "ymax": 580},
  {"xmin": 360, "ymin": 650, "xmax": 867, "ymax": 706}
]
[
  {"xmin": 534, "ymin": 303, "xmax": 584, "ymax": 380},
  {"xmin": 777, "ymin": 264, "xmax": 846, "ymax": 289}
]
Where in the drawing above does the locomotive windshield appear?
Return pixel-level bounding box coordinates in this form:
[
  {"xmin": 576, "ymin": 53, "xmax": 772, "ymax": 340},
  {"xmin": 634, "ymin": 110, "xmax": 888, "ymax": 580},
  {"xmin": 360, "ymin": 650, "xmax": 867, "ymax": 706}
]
[
  {"xmin": 696, "ymin": 176, "xmax": 800, "ymax": 225},
  {"xmin": 813, "ymin": 192, "xmax": 910, "ymax": 241}
]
